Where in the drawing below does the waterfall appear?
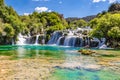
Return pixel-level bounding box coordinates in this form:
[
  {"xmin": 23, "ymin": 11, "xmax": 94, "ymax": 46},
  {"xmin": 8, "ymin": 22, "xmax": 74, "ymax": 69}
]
[
  {"xmin": 64, "ymin": 36, "xmax": 71, "ymax": 46},
  {"xmin": 48, "ymin": 31, "xmax": 62, "ymax": 44},
  {"xmin": 63, "ymin": 36, "xmax": 77, "ymax": 46},
  {"xmin": 42, "ymin": 39, "xmax": 45, "ymax": 44},
  {"xmin": 79, "ymin": 38, "xmax": 83, "ymax": 47},
  {"xmin": 47, "ymin": 27, "xmax": 105, "ymax": 48},
  {"xmin": 12, "ymin": 38, "xmax": 14, "ymax": 45},
  {"xmin": 71, "ymin": 37, "xmax": 77, "ymax": 47},
  {"xmin": 16, "ymin": 33, "xmax": 27, "ymax": 45},
  {"xmin": 16, "ymin": 32, "xmax": 46, "ymax": 45},
  {"xmin": 99, "ymin": 38, "xmax": 107, "ymax": 49},
  {"xmin": 99, "ymin": 38, "xmax": 106, "ymax": 46},
  {"xmin": 34, "ymin": 34, "xmax": 40, "ymax": 45},
  {"xmin": 92, "ymin": 38, "xmax": 100, "ymax": 47},
  {"xmin": 56, "ymin": 36, "xmax": 63, "ymax": 45},
  {"xmin": 68, "ymin": 30, "xmax": 74, "ymax": 36}
]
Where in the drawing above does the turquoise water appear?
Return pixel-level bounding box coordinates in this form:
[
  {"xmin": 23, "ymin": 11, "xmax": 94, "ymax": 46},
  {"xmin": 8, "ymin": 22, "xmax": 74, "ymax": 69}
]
[
  {"xmin": 49, "ymin": 68, "xmax": 120, "ymax": 80},
  {"xmin": 0, "ymin": 45, "xmax": 80, "ymax": 59},
  {"xmin": 0, "ymin": 45, "xmax": 120, "ymax": 80}
]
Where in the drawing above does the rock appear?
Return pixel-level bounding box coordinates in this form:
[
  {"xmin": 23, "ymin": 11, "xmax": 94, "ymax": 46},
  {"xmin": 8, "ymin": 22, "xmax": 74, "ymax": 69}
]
[
  {"xmin": 78, "ymin": 49, "xmax": 96, "ymax": 55},
  {"xmin": 99, "ymin": 44, "xmax": 107, "ymax": 49}
]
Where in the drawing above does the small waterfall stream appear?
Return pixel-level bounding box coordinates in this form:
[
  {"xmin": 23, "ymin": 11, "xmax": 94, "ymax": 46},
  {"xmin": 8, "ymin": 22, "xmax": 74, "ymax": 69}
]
[
  {"xmin": 12, "ymin": 38, "xmax": 15, "ymax": 45},
  {"xmin": 34, "ymin": 34, "xmax": 40, "ymax": 45},
  {"xmin": 16, "ymin": 33, "xmax": 27, "ymax": 45},
  {"xmin": 47, "ymin": 31, "xmax": 62, "ymax": 44},
  {"xmin": 16, "ymin": 33, "xmax": 43, "ymax": 45}
]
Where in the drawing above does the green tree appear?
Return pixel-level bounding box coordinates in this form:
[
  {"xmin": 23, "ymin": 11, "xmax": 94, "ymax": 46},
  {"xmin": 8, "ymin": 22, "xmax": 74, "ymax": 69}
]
[
  {"xmin": 4, "ymin": 23, "xmax": 15, "ymax": 37},
  {"xmin": 76, "ymin": 19, "xmax": 87, "ymax": 27},
  {"xmin": 108, "ymin": 3, "xmax": 120, "ymax": 12},
  {"xmin": 69, "ymin": 19, "xmax": 87, "ymax": 29},
  {"xmin": 89, "ymin": 13, "xmax": 120, "ymax": 47},
  {"xmin": 0, "ymin": 0, "xmax": 4, "ymax": 6},
  {"xmin": 108, "ymin": 27, "xmax": 120, "ymax": 38}
]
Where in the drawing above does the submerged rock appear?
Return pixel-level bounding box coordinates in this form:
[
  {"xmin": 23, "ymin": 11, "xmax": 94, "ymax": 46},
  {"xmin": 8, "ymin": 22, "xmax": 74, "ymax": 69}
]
[{"xmin": 78, "ymin": 49, "xmax": 96, "ymax": 55}]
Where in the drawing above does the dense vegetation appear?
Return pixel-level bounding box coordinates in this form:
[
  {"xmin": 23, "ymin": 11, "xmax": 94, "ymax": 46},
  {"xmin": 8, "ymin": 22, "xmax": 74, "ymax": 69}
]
[
  {"xmin": 67, "ymin": 19, "xmax": 87, "ymax": 29},
  {"xmin": 108, "ymin": 2, "xmax": 120, "ymax": 12},
  {"xmin": 89, "ymin": 3, "xmax": 120, "ymax": 48},
  {"xmin": 20, "ymin": 12, "xmax": 68, "ymax": 42},
  {"xmin": 66, "ymin": 15, "xmax": 96, "ymax": 29},
  {"xmin": 0, "ymin": 0, "xmax": 23, "ymax": 44},
  {"xmin": 0, "ymin": 0, "xmax": 68, "ymax": 44}
]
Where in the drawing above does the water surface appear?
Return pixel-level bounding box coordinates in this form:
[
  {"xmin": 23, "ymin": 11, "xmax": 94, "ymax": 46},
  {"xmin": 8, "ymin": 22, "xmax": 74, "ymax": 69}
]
[{"xmin": 0, "ymin": 45, "xmax": 120, "ymax": 80}]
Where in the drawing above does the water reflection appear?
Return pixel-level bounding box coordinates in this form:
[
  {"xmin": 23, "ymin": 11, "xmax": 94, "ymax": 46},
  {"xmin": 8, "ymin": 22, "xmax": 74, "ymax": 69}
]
[
  {"xmin": 35, "ymin": 50, "xmax": 39, "ymax": 58},
  {"xmin": 17, "ymin": 47, "xmax": 26, "ymax": 58},
  {"xmin": 15, "ymin": 45, "xmax": 65, "ymax": 59}
]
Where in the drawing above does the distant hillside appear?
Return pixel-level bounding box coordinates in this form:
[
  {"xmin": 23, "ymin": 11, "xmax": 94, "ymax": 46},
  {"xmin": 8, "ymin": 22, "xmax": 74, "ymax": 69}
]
[
  {"xmin": 66, "ymin": 17, "xmax": 80, "ymax": 24},
  {"xmin": 66, "ymin": 15, "xmax": 96, "ymax": 23},
  {"xmin": 81, "ymin": 15, "xmax": 96, "ymax": 22}
]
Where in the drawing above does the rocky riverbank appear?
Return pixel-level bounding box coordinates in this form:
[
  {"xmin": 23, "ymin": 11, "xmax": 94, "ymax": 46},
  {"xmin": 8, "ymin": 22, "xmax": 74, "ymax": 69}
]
[{"xmin": 0, "ymin": 56, "xmax": 64, "ymax": 80}]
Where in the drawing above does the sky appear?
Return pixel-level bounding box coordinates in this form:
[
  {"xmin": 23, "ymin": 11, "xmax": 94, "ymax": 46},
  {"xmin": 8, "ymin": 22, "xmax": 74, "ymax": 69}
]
[{"xmin": 4, "ymin": 0, "xmax": 120, "ymax": 18}]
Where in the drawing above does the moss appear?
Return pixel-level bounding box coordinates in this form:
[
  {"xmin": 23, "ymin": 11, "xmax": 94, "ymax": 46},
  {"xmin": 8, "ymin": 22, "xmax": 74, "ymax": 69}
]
[{"xmin": 78, "ymin": 49, "xmax": 96, "ymax": 55}]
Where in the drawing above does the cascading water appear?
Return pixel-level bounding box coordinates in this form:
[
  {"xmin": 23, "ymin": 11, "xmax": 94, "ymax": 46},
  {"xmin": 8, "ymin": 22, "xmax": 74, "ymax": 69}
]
[
  {"xmin": 68, "ymin": 30, "xmax": 74, "ymax": 36},
  {"xmin": 79, "ymin": 38, "xmax": 83, "ymax": 47},
  {"xmin": 63, "ymin": 31, "xmax": 77, "ymax": 46},
  {"xmin": 63, "ymin": 36, "xmax": 71, "ymax": 46},
  {"xmin": 99, "ymin": 38, "xmax": 107, "ymax": 49},
  {"xmin": 12, "ymin": 38, "xmax": 15, "ymax": 45},
  {"xmin": 16, "ymin": 33, "xmax": 27, "ymax": 45},
  {"xmin": 47, "ymin": 31, "xmax": 62, "ymax": 44},
  {"xmin": 63, "ymin": 36, "xmax": 77, "ymax": 46},
  {"xmin": 34, "ymin": 34, "xmax": 40, "ymax": 45},
  {"xmin": 56, "ymin": 36, "xmax": 63, "ymax": 45},
  {"xmin": 16, "ymin": 33, "xmax": 44, "ymax": 45},
  {"xmin": 48, "ymin": 27, "xmax": 107, "ymax": 48}
]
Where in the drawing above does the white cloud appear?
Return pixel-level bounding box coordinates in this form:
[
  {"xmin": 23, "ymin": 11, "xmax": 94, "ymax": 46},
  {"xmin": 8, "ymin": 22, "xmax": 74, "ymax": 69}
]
[
  {"xmin": 92, "ymin": 0, "xmax": 117, "ymax": 3},
  {"xmin": 48, "ymin": 10, "xmax": 52, "ymax": 12},
  {"xmin": 23, "ymin": 13, "xmax": 31, "ymax": 16},
  {"xmin": 35, "ymin": 7, "xmax": 52, "ymax": 13},
  {"xmin": 93, "ymin": 0, "xmax": 106, "ymax": 3},
  {"xmin": 109, "ymin": 0, "xmax": 116, "ymax": 3}
]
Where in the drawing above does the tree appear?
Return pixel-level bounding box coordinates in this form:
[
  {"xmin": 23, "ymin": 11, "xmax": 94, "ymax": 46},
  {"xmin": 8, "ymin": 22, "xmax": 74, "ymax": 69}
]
[
  {"xmin": 76, "ymin": 19, "xmax": 87, "ymax": 27},
  {"xmin": 108, "ymin": 3, "xmax": 120, "ymax": 12},
  {"xmin": 0, "ymin": 0, "xmax": 4, "ymax": 6},
  {"xmin": 89, "ymin": 13, "xmax": 120, "ymax": 47},
  {"xmin": 4, "ymin": 23, "xmax": 15, "ymax": 37},
  {"xmin": 0, "ymin": 19, "xmax": 3, "ymax": 35},
  {"xmin": 108, "ymin": 27, "xmax": 120, "ymax": 38},
  {"xmin": 68, "ymin": 19, "xmax": 87, "ymax": 29},
  {"xmin": 0, "ymin": 0, "xmax": 68, "ymax": 44}
]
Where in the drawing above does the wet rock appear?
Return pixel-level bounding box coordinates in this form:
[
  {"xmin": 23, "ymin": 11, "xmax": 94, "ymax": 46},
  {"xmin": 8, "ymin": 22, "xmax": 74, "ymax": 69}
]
[{"xmin": 78, "ymin": 49, "xmax": 96, "ymax": 55}]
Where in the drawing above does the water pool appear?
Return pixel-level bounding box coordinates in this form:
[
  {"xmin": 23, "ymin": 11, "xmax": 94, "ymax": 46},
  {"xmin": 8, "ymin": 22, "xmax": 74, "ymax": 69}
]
[{"xmin": 0, "ymin": 45, "xmax": 120, "ymax": 80}]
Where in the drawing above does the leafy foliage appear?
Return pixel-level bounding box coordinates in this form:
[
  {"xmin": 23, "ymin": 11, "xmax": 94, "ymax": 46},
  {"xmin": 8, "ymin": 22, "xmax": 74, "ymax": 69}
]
[
  {"xmin": 0, "ymin": 0, "xmax": 68, "ymax": 44},
  {"xmin": 108, "ymin": 3, "xmax": 120, "ymax": 12},
  {"xmin": 89, "ymin": 13, "xmax": 120, "ymax": 48},
  {"xmin": 68, "ymin": 19, "xmax": 87, "ymax": 29}
]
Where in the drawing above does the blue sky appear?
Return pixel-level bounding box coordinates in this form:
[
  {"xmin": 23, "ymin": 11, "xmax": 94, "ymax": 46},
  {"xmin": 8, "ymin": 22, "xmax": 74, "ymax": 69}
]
[{"xmin": 5, "ymin": 0, "xmax": 120, "ymax": 18}]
